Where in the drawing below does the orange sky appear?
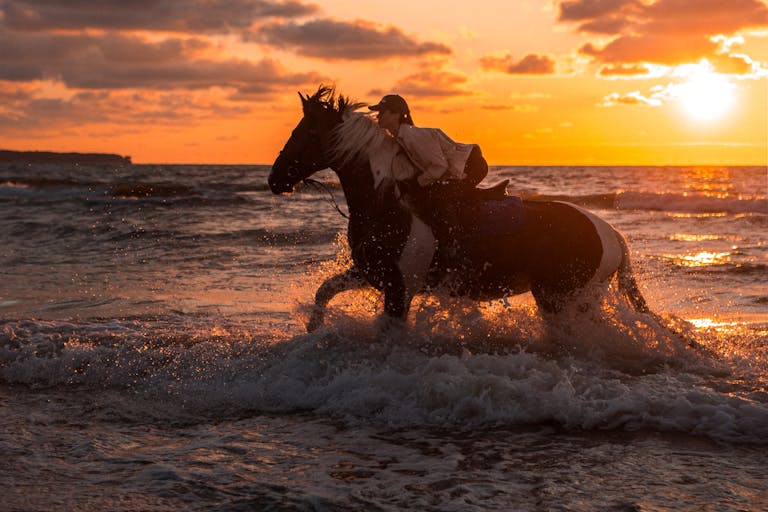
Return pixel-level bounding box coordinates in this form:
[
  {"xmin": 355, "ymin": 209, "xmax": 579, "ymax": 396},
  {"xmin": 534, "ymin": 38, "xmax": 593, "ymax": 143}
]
[{"xmin": 1, "ymin": 0, "xmax": 767, "ymax": 165}]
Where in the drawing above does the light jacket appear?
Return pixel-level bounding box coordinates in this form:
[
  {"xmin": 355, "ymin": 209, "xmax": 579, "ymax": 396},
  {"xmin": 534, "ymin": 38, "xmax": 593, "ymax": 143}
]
[{"xmin": 395, "ymin": 125, "xmax": 476, "ymax": 187}]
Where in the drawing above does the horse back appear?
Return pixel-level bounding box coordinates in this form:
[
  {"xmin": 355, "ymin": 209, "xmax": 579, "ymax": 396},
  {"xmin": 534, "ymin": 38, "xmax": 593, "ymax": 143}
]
[
  {"xmin": 518, "ymin": 200, "xmax": 605, "ymax": 285},
  {"xmin": 461, "ymin": 200, "xmax": 605, "ymax": 298}
]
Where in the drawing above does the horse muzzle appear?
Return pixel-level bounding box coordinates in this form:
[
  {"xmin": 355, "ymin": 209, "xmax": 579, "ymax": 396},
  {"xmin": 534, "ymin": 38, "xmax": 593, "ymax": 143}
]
[
  {"xmin": 268, "ymin": 171, "xmax": 296, "ymax": 194},
  {"xmin": 268, "ymin": 157, "xmax": 300, "ymax": 194}
]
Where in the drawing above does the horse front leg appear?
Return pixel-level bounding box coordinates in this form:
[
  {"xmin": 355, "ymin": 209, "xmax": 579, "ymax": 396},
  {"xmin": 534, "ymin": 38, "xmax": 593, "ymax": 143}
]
[
  {"xmin": 375, "ymin": 273, "xmax": 413, "ymax": 337},
  {"xmin": 383, "ymin": 274, "xmax": 411, "ymax": 320},
  {"xmin": 306, "ymin": 266, "xmax": 367, "ymax": 332},
  {"xmin": 377, "ymin": 215, "xmax": 436, "ymax": 335}
]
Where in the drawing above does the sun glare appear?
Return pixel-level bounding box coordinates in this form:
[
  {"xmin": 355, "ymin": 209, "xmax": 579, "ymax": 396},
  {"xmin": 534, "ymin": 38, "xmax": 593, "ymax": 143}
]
[{"xmin": 676, "ymin": 71, "xmax": 736, "ymax": 121}]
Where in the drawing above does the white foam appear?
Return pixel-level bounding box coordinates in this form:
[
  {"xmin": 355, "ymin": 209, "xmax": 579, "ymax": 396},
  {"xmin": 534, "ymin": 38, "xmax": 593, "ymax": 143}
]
[{"xmin": 1, "ymin": 302, "xmax": 764, "ymax": 444}]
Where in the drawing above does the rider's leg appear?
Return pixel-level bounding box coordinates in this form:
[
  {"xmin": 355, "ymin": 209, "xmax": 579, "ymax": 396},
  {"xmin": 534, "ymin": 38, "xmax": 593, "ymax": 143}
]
[{"xmin": 421, "ymin": 182, "xmax": 474, "ymax": 280}]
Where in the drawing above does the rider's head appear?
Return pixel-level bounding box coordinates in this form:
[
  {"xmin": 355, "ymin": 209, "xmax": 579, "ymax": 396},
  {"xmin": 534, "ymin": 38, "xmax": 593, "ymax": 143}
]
[{"xmin": 369, "ymin": 94, "xmax": 414, "ymax": 135}]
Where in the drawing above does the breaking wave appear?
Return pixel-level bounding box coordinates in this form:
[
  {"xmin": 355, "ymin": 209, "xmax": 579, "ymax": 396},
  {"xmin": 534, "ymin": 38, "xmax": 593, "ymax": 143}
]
[{"xmin": 2, "ymin": 298, "xmax": 766, "ymax": 445}]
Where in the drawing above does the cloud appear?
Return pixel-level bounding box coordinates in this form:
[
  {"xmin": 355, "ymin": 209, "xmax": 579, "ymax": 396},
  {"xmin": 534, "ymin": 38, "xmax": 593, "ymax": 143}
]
[
  {"xmin": 0, "ymin": 0, "xmax": 317, "ymax": 32},
  {"xmin": 641, "ymin": 0, "xmax": 768, "ymax": 35},
  {"xmin": 559, "ymin": 0, "xmax": 639, "ymax": 22},
  {"xmin": 0, "ymin": 30, "xmax": 322, "ymax": 93},
  {"xmin": 253, "ymin": 18, "xmax": 452, "ymax": 60},
  {"xmin": 558, "ymin": 0, "xmax": 641, "ymax": 31},
  {"xmin": 710, "ymin": 53, "xmax": 759, "ymax": 75},
  {"xmin": 0, "ymin": 83, "xmax": 256, "ymax": 131},
  {"xmin": 598, "ymin": 63, "xmax": 652, "ymax": 77},
  {"xmin": 600, "ymin": 90, "xmax": 664, "ymax": 107},
  {"xmin": 480, "ymin": 53, "xmax": 556, "ymax": 74},
  {"xmin": 558, "ymin": 0, "xmax": 768, "ymax": 75},
  {"xmin": 580, "ymin": 34, "xmax": 719, "ymax": 65},
  {"xmin": 369, "ymin": 68, "xmax": 470, "ymax": 98}
]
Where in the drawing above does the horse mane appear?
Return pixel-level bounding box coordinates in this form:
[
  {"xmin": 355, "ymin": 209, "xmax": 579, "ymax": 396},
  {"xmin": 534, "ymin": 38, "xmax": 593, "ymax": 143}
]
[
  {"xmin": 302, "ymin": 85, "xmax": 349, "ymax": 111},
  {"xmin": 301, "ymin": 85, "xmax": 394, "ymax": 168},
  {"xmin": 331, "ymin": 109, "xmax": 394, "ymax": 169}
]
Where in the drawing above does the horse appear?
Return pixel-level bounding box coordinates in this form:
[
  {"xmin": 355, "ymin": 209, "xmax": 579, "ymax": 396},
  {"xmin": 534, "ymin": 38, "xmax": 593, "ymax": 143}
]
[{"xmin": 268, "ymin": 86, "xmax": 653, "ymax": 333}]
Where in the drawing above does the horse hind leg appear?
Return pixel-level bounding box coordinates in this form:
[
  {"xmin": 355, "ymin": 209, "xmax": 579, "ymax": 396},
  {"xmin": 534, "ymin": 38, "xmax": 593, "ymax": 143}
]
[
  {"xmin": 306, "ymin": 266, "xmax": 367, "ymax": 332},
  {"xmin": 614, "ymin": 230, "xmax": 651, "ymax": 314},
  {"xmin": 531, "ymin": 284, "xmax": 568, "ymax": 316}
]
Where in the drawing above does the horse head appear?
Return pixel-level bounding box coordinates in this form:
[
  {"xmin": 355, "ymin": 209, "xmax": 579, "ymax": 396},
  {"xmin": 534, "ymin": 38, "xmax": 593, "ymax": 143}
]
[{"xmin": 268, "ymin": 86, "xmax": 345, "ymax": 194}]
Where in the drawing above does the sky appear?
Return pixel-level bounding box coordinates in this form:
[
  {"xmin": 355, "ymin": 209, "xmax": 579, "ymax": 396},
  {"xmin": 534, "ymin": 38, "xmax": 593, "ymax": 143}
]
[{"xmin": 1, "ymin": 0, "xmax": 767, "ymax": 165}]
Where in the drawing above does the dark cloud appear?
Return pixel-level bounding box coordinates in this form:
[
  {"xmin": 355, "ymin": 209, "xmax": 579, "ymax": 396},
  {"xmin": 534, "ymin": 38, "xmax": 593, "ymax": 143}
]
[
  {"xmin": 0, "ymin": 63, "xmax": 41, "ymax": 81},
  {"xmin": 559, "ymin": 0, "xmax": 640, "ymax": 23},
  {"xmin": 558, "ymin": 0, "xmax": 768, "ymax": 74},
  {"xmin": 641, "ymin": 0, "xmax": 768, "ymax": 35},
  {"xmin": 0, "ymin": 0, "xmax": 318, "ymax": 32},
  {"xmin": 368, "ymin": 68, "xmax": 470, "ymax": 99},
  {"xmin": 253, "ymin": 18, "xmax": 452, "ymax": 60},
  {"xmin": 576, "ymin": 16, "xmax": 632, "ymax": 34},
  {"xmin": 0, "ymin": 29, "xmax": 322, "ymax": 93},
  {"xmin": 0, "ymin": 83, "xmax": 256, "ymax": 131},
  {"xmin": 480, "ymin": 53, "xmax": 556, "ymax": 75}
]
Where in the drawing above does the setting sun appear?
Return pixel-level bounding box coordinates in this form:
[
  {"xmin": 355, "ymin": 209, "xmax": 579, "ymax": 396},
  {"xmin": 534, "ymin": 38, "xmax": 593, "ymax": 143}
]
[{"xmin": 676, "ymin": 72, "xmax": 736, "ymax": 121}]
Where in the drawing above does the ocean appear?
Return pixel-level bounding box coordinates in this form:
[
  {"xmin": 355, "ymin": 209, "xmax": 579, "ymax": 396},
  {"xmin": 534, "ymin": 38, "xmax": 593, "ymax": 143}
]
[{"xmin": 1, "ymin": 163, "xmax": 766, "ymax": 511}]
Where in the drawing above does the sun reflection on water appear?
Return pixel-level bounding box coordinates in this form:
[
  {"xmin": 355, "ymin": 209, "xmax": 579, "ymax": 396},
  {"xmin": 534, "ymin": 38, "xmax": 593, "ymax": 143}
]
[
  {"xmin": 688, "ymin": 318, "xmax": 740, "ymax": 330},
  {"xmin": 666, "ymin": 212, "xmax": 728, "ymax": 219},
  {"xmin": 681, "ymin": 166, "xmax": 735, "ymax": 196},
  {"xmin": 669, "ymin": 234, "xmax": 728, "ymax": 242},
  {"xmin": 664, "ymin": 251, "xmax": 732, "ymax": 268}
]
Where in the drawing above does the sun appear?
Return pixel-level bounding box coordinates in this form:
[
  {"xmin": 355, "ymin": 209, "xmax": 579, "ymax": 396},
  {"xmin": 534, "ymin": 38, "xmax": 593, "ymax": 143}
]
[{"xmin": 676, "ymin": 71, "xmax": 736, "ymax": 121}]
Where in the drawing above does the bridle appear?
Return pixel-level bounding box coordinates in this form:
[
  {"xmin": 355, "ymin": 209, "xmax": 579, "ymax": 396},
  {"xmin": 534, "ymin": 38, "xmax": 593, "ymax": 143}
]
[{"xmin": 302, "ymin": 177, "xmax": 349, "ymax": 219}]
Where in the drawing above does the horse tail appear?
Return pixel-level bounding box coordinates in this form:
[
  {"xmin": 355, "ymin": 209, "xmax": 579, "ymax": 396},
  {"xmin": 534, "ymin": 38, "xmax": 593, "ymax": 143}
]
[
  {"xmin": 614, "ymin": 228, "xmax": 708, "ymax": 351},
  {"xmin": 614, "ymin": 229, "xmax": 651, "ymax": 314}
]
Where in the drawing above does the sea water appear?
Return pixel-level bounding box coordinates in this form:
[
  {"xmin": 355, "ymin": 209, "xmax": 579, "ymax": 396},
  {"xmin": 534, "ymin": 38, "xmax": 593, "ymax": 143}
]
[{"xmin": 1, "ymin": 164, "xmax": 766, "ymax": 511}]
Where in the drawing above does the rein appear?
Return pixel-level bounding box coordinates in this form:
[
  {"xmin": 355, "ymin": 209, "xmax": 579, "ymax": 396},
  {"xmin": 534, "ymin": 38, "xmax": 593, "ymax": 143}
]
[{"xmin": 303, "ymin": 178, "xmax": 349, "ymax": 219}]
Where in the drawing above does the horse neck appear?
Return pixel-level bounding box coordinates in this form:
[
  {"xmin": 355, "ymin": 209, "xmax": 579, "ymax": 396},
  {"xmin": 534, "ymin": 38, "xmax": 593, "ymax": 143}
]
[
  {"xmin": 328, "ymin": 111, "xmax": 399, "ymax": 220},
  {"xmin": 332, "ymin": 159, "xmax": 381, "ymax": 220}
]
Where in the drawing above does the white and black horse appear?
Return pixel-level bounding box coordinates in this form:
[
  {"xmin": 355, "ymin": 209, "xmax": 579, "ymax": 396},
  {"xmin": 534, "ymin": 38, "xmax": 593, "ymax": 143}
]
[{"xmin": 268, "ymin": 86, "xmax": 652, "ymax": 332}]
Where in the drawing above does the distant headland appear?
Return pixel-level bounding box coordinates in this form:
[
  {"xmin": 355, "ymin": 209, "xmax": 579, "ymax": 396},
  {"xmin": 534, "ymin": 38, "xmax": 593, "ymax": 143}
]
[{"xmin": 0, "ymin": 149, "xmax": 132, "ymax": 165}]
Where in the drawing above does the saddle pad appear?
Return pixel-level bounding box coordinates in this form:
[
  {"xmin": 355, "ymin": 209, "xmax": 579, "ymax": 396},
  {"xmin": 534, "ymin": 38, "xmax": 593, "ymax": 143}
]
[{"xmin": 470, "ymin": 195, "xmax": 525, "ymax": 238}]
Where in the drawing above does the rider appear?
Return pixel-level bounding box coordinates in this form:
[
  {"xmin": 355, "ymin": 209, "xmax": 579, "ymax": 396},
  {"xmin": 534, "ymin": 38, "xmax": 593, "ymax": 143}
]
[{"xmin": 369, "ymin": 94, "xmax": 489, "ymax": 244}]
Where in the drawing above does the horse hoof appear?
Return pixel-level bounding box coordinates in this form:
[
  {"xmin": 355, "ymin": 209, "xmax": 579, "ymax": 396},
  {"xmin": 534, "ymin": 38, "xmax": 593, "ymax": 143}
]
[{"xmin": 374, "ymin": 314, "xmax": 407, "ymax": 341}]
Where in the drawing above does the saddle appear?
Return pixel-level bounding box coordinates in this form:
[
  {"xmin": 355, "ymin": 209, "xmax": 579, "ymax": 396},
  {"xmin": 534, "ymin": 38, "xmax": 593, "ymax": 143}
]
[
  {"xmin": 424, "ymin": 178, "xmax": 524, "ymax": 240},
  {"xmin": 467, "ymin": 193, "xmax": 525, "ymax": 238},
  {"xmin": 471, "ymin": 179, "xmax": 509, "ymax": 201},
  {"xmin": 429, "ymin": 182, "xmax": 524, "ymax": 286}
]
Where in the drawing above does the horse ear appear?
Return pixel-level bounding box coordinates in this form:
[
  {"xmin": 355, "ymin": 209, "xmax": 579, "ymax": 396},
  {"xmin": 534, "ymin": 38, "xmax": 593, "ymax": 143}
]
[{"xmin": 298, "ymin": 91, "xmax": 309, "ymax": 112}]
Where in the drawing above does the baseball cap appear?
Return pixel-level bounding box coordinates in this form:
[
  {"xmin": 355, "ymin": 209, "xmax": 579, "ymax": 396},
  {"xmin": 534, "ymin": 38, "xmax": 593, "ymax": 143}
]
[
  {"xmin": 369, "ymin": 94, "xmax": 410, "ymax": 115},
  {"xmin": 369, "ymin": 94, "xmax": 414, "ymax": 125}
]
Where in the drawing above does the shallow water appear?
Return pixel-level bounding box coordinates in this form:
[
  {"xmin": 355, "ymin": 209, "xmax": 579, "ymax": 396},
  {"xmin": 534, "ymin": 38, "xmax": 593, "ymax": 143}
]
[{"xmin": 1, "ymin": 164, "xmax": 767, "ymax": 510}]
